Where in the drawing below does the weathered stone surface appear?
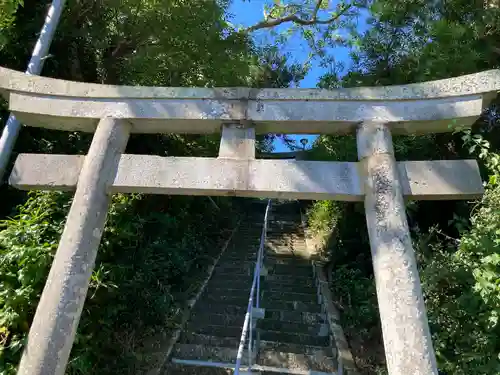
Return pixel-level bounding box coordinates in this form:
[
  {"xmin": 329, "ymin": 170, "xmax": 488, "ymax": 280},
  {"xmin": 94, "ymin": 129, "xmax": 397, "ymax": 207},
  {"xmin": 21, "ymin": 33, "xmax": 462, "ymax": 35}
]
[
  {"xmin": 10, "ymin": 154, "xmax": 484, "ymax": 200},
  {"xmin": 398, "ymin": 159, "xmax": 483, "ymax": 199},
  {"xmin": 16, "ymin": 118, "xmax": 130, "ymax": 375},
  {"xmin": 313, "ymin": 263, "xmax": 358, "ymax": 375},
  {"xmin": 357, "ymin": 121, "xmax": 438, "ymax": 375},
  {"xmin": 1, "ymin": 66, "xmax": 498, "ymax": 100},
  {"xmin": 172, "ymin": 344, "xmax": 247, "ymax": 365},
  {"xmin": 218, "ymin": 124, "xmax": 255, "ymax": 159},
  {"xmin": 258, "ymin": 349, "xmax": 336, "ymax": 373},
  {"xmin": 0, "ymin": 66, "xmax": 498, "ymax": 134}
]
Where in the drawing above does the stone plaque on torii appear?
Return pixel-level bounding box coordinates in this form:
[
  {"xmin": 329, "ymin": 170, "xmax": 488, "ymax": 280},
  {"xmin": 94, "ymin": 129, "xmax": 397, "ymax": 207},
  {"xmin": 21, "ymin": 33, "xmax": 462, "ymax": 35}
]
[{"xmin": 0, "ymin": 66, "xmax": 498, "ymax": 375}]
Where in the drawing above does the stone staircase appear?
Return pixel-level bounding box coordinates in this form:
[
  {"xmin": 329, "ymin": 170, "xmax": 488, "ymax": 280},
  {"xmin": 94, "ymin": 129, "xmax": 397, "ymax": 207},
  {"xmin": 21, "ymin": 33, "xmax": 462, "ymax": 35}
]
[{"xmin": 166, "ymin": 200, "xmax": 337, "ymax": 374}]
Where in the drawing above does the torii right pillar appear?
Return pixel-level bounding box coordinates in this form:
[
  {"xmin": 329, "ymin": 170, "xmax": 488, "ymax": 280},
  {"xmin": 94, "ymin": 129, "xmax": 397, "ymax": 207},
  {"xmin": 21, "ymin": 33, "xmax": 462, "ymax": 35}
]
[{"xmin": 357, "ymin": 121, "xmax": 438, "ymax": 375}]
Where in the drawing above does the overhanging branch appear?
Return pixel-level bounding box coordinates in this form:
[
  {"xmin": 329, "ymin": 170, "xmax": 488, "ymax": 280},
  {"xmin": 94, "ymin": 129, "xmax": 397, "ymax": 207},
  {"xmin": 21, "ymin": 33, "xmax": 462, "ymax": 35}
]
[{"xmin": 244, "ymin": 1, "xmax": 353, "ymax": 33}]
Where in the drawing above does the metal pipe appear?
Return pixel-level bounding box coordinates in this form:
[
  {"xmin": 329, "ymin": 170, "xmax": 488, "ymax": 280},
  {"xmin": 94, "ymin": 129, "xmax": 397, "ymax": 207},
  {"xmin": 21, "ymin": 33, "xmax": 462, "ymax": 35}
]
[
  {"xmin": 0, "ymin": 0, "xmax": 66, "ymax": 181},
  {"xmin": 249, "ymin": 308, "xmax": 253, "ymax": 368}
]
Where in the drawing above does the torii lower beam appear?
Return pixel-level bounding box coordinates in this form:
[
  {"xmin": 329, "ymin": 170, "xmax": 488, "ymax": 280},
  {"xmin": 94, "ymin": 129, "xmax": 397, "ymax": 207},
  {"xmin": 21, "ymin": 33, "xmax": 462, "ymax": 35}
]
[{"xmin": 10, "ymin": 154, "xmax": 484, "ymax": 201}]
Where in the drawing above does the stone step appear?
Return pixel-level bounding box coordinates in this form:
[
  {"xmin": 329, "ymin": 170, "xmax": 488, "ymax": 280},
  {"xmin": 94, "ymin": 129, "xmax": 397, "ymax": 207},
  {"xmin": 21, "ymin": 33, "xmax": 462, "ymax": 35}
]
[
  {"xmin": 199, "ymin": 293, "xmax": 249, "ymax": 306},
  {"xmin": 209, "ymin": 274, "xmax": 316, "ymax": 292},
  {"xmin": 268, "ymin": 215, "xmax": 298, "ymax": 220},
  {"xmin": 265, "ymin": 283, "xmax": 317, "ymax": 295},
  {"xmin": 227, "ymin": 244, "xmax": 259, "ymax": 251},
  {"xmin": 258, "ymin": 319, "xmax": 328, "ymax": 337},
  {"xmin": 259, "ymin": 340, "xmax": 334, "ymax": 357},
  {"xmin": 221, "ymin": 254, "xmax": 310, "ymax": 265},
  {"xmin": 185, "ymin": 323, "xmax": 242, "ymax": 339},
  {"xmin": 172, "ymin": 343, "xmax": 248, "ymax": 365},
  {"xmin": 221, "ymin": 253, "xmax": 262, "ymax": 262},
  {"xmin": 230, "ymin": 236, "xmax": 260, "ymax": 242},
  {"xmin": 259, "ymin": 330, "xmax": 329, "ymax": 347},
  {"xmin": 206, "ymin": 282, "xmax": 316, "ymax": 297},
  {"xmin": 178, "ymin": 332, "xmax": 240, "ymax": 348},
  {"xmin": 214, "ymin": 262, "xmax": 312, "ymax": 278},
  {"xmin": 225, "ymin": 244, "xmax": 259, "ymax": 252},
  {"xmin": 215, "ymin": 263, "xmax": 259, "ymax": 274},
  {"xmin": 223, "ymin": 248, "xmax": 259, "ymax": 257},
  {"xmin": 267, "ymin": 243, "xmax": 306, "ymax": 248},
  {"xmin": 267, "ymin": 228, "xmax": 304, "ymax": 234},
  {"xmin": 232, "ymin": 238, "xmax": 260, "ymax": 243},
  {"xmin": 189, "ymin": 312, "xmax": 245, "ymax": 328},
  {"xmin": 269, "ymin": 219, "xmax": 301, "ymax": 224},
  {"xmin": 163, "ymin": 363, "xmax": 229, "ymax": 375},
  {"xmin": 264, "ymin": 254, "xmax": 312, "ymax": 263},
  {"xmin": 265, "ymin": 274, "xmax": 315, "ymax": 286},
  {"xmin": 264, "ymin": 310, "xmax": 326, "ymax": 325},
  {"xmin": 260, "ymin": 299, "xmax": 320, "ymax": 313},
  {"xmin": 266, "ymin": 248, "xmax": 309, "ymax": 256},
  {"xmin": 193, "ymin": 303, "xmax": 246, "ymax": 316},
  {"xmin": 258, "ymin": 348, "xmax": 336, "ymax": 373},
  {"xmin": 267, "ymin": 226, "xmax": 302, "ymax": 231},
  {"xmin": 262, "ymin": 291, "xmax": 317, "ymax": 304},
  {"xmin": 267, "ymin": 243, "xmax": 307, "ymax": 249},
  {"xmin": 204, "ymin": 286, "xmax": 252, "ymax": 299},
  {"xmin": 267, "ymin": 228, "xmax": 302, "ymax": 234},
  {"xmin": 210, "ymin": 269, "xmax": 253, "ymax": 280},
  {"xmin": 267, "ymin": 265, "xmax": 313, "ymax": 278},
  {"xmin": 234, "ymin": 226, "xmax": 261, "ymax": 232},
  {"xmin": 192, "ymin": 305, "xmax": 325, "ymax": 327},
  {"xmin": 267, "ymin": 235, "xmax": 303, "ymax": 239},
  {"xmin": 208, "ymin": 279, "xmax": 252, "ymax": 291},
  {"xmin": 264, "ymin": 257, "xmax": 311, "ymax": 267},
  {"xmin": 268, "ymin": 229, "xmax": 302, "ymax": 235}
]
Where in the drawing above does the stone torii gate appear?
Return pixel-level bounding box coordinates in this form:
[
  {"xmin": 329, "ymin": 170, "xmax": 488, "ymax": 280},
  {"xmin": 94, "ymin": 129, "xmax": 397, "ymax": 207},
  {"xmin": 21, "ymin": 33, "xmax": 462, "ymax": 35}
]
[{"xmin": 0, "ymin": 66, "xmax": 498, "ymax": 375}]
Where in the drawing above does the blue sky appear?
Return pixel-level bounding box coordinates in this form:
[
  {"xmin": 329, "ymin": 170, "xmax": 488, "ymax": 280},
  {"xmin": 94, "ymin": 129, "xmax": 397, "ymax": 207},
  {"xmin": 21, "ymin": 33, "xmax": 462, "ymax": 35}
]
[{"xmin": 228, "ymin": 0, "xmax": 368, "ymax": 151}]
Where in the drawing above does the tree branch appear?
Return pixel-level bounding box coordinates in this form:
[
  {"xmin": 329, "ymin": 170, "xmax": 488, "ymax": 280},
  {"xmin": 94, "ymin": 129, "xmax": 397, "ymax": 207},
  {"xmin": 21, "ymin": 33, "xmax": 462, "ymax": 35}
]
[
  {"xmin": 245, "ymin": 2, "xmax": 353, "ymax": 32},
  {"xmin": 311, "ymin": 0, "xmax": 323, "ymax": 21}
]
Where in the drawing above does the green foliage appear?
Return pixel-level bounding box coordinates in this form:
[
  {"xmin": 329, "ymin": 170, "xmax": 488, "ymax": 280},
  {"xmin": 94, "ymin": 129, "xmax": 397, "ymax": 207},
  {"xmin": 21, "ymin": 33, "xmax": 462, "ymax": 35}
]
[
  {"xmin": 413, "ymin": 128, "xmax": 500, "ymax": 373},
  {"xmin": 416, "ymin": 202, "xmax": 500, "ymax": 375},
  {"xmin": 308, "ymin": 3, "xmax": 500, "ymax": 371},
  {"xmin": 320, "ymin": 0, "xmax": 500, "ymax": 89},
  {"xmin": 242, "ymin": 0, "xmax": 363, "ymax": 69},
  {"xmin": 0, "ymin": 192, "xmax": 237, "ymax": 375},
  {"xmin": 306, "ymin": 200, "xmax": 340, "ymax": 235},
  {"xmin": 419, "ymin": 128, "xmax": 500, "ymax": 374},
  {"xmin": 0, "ymin": 0, "xmax": 22, "ymax": 34},
  {"xmin": 0, "ymin": 192, "xmax": 68, "ymax": 374},
  {"xmin": 306, "ymin": 127, "xmax": 500, "ymax": 374},
  {"xmin": 0, "ymin": 1, "xmax": 305, "ymax": 373}
]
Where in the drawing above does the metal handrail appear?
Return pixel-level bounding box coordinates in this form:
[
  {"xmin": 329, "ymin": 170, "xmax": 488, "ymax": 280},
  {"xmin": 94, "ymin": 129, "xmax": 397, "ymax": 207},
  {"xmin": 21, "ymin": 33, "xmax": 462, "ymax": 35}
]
[{"xmin": 234, "ymin": 199, "xmax": 272, "ymax": 375}]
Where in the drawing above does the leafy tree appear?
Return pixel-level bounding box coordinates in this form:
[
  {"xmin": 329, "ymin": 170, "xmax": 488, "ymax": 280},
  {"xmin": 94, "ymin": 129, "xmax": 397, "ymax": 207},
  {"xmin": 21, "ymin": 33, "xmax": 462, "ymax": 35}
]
[
  {"xmin": 304, "ymin": 1, "xmax": 500, "ymax": 374},
  {"xmin": 0, "ymin": 1, "xmax": 306, "ymax": 374},
  {"xmin": 0, "ymin": 0, "xmax": 22, "ymax": 31},
  {"xmin": 237, "ymin": 0, "xmax": 365, "ymax": 69}
]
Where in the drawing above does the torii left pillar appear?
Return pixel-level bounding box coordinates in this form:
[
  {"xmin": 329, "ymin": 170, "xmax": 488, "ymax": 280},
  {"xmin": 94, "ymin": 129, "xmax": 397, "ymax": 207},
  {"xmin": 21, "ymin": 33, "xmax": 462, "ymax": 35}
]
[{"xmin": 17, "ymin": 118, "xmax": 130, "ymax": 375}]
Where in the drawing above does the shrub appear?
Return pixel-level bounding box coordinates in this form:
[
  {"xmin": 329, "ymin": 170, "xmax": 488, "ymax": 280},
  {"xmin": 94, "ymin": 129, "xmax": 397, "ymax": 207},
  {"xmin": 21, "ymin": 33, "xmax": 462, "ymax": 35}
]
[{"xmin": 0, "ymin": 191, "xmax": 236, "ymax": 375}]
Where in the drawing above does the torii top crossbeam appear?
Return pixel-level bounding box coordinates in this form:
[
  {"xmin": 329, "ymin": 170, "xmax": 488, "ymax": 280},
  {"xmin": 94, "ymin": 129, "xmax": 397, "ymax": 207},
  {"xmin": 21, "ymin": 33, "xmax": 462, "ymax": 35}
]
[{"xmin": 1, "ymin": 66, "xmax": 499, "ymax": 135}]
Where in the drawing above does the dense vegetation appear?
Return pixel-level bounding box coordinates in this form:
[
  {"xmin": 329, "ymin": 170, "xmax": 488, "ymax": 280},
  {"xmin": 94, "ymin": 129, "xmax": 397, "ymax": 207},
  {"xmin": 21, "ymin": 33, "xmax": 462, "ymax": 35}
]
[
  {"xmin": 0, "ymin": 1, "xmax": 302, "ymax": 374},
  {"xmin": 0, "ymin": 1, "xmax": 499, "ymax": 375},
  {"xmin": 306, "ymin": 1, "xmax": 500, "ymax": 374}
]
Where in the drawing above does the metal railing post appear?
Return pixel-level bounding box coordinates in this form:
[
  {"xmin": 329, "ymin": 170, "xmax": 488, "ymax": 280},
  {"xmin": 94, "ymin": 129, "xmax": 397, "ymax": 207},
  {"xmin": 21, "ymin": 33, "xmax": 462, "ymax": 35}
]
[
  {"xmin": 0, "ymin": 0, "xmax": 66, "ymax": 181},
  {"xmin": 248, "ymin": 311, "xmax": 253, "ymax": 368},
  {"xmin": 234, "ymin": 199, "xmax": 271, "ymax": 375}
]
